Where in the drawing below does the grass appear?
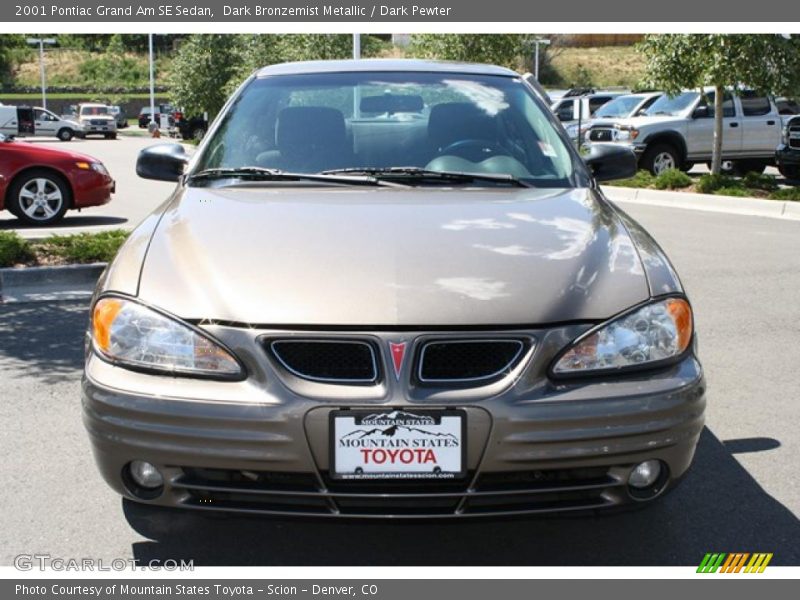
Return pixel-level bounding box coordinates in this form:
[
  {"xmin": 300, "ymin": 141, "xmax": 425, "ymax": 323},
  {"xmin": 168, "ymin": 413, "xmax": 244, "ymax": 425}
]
[
  {"xmin": 611, "ymin": 170, "xmax": 800, "ymax": 201},
  {"xmin": 547, "ymin": 46, "xmax": 645, "ymax": 88},
  {"xmin": 0, "ymin": 230, "xmax": 129, "ymax": 268}
]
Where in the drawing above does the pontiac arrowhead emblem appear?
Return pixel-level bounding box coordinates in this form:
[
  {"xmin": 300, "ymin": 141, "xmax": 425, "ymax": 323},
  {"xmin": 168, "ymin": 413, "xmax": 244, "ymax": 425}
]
[{"xmin": 389, "ymin": 342, "xmax": 407, "ymax": 381}]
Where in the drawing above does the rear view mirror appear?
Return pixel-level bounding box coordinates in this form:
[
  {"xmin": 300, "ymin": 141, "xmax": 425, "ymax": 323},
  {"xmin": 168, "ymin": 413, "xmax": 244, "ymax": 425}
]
[
  {"xmin": 583, "ymin": 143, "xmax": 637, "ymax": 182},
  {"xmin": 360, "ymin": 94, "xmax": 424, "ymax": 114},
  {"xmin": 136, "ymin": 143, "xmax": 189, "ymax": 182}
]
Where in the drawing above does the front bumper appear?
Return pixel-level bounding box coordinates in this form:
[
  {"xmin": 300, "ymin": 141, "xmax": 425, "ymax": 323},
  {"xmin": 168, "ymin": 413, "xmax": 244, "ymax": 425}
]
[
  {"xmin": 82, "ymin": 324, "xmax": 706, "ymax": 519},
  {"xmin": 776, "ymin": 144, "xmax": 800, "ymax": 167}
]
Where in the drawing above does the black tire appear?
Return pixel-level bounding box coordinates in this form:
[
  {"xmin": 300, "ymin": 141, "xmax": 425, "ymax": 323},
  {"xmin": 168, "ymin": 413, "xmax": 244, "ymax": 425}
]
[
  {"xmin": 778, "ymin": 164, "xmax": 800, "ymax": 182},
  {"xmin": 191, "ymin": 127, "xmax": 206, "ymax": 142},
  {"xmin": 7, "ymin": 169, "xmax": 71, "ymax": 226},
  {"xmin": 57, "ymin": 127, "xmax": 73, "ymax": 142},
  {"xmin": 641, "ymin": 143, "xmax": 681, "ymax": 176}
]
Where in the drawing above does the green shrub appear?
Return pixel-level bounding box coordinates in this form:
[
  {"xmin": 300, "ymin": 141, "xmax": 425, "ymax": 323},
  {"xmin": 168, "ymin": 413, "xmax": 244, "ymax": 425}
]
[
  {"xmin": 713, "ymin": 186, "xmax": 749, "ymax": 197},
  {"xmin": 768, "ymin": 187, "xmax": 800, "ymax": 201},
  {"xmin": 696, "ymin": 173, "xmax": 739, "ymax": 194},
  {"xmin": 609, "ymin": 169, "xmax": 656, "ymax": 188},
  {"xmin": 654, "ymin": 168, "xmax": 692, "ymax": 190},
  {"xmin": 742, "ymin": 172, "xmax": 779, "ymax": 192},
  {"xmin": 0, "ymin": 231, "xmax": 34, "ymax": 267},
  {"xmin": 33, "ymin": 230, "xmax": 129, "ymax": 264}
]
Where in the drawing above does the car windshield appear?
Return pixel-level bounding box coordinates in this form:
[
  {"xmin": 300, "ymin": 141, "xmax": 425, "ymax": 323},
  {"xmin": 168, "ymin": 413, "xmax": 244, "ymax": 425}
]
[
  {"xmin": 594, "ymin": 95, "xmax": 646, "ymax": 118},
  {"xmin": 194, "ymin": 71, "xmax": 578, "ymax": 187},
  {"xmin": 645, "ymin": 92, "xmax": 698, "ymax": 116},
  {"xmin": 81, "ymin": 106, "xmax": 109, "ymax": 116}
]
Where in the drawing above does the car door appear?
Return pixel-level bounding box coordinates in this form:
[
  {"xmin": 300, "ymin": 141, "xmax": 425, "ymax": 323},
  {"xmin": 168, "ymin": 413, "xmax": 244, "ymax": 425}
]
[
  {"xmin": 738, "ymin": 92, "xmax": 781, "ymax": 156},
  {"xmin": 16, "ymin": 107, "xmax": 35, "ymax": 135},
  {"xmin": 686, "ymin": 91, "xmax": 741, "ymax": 159},
  {"xmin": 33, "ymin": 108, "xmax": 57, "ymax": 137}
]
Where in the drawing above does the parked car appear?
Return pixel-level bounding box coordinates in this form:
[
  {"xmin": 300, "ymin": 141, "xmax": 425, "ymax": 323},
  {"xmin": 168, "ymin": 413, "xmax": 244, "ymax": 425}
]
[
  {"xmin": 0, "ymin": 132, "xmax": 114, "ymax": 225},
  {"xmin": 138, "ymin": 104, "xmax": 175, "ymax": 128},
  {"xmin": 586, "ymin": 88, "xmax": 791, "ymax": 175},
  {"xmin": 77, "ymin": 103, "xmax": 117, "ymax": 139},
  {"xmin": 551, "ymin": 92, "xmax": 626, "ymax": 142},
  {"xmin": 172, "ymin": 111, "xmax": 208, "ymax": 141},
  {"xmin": 84, "ymin": 59, "xmax": 703, "ymax": 520},
  {"xmin": 0, "ymin": 105, "xmax": 83, "ymax": 141},
  {"xmin": 109, "ymin": 105, "xmax": 129, "ymax": 129},
  {"xmin": 568, "ymin": 92, "xmax": 663, "ymax": 145},
  {"xmin": 776, "ymin": 115, "xmax": 800, "ymax": 181}
]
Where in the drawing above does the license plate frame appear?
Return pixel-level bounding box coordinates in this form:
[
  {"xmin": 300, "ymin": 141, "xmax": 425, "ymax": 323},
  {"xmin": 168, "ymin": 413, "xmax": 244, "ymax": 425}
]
[{"xmin": 329, "ymin": 408, "xmax": 467, "ymax": 481}]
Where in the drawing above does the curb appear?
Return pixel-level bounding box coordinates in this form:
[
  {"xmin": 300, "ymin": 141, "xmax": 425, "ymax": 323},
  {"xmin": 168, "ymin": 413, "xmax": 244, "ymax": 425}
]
[
  {"xmin": 603, "ymin": 186, "xmax": 800, "ymax": 221},
  {"xmin": 0, "ymin": 263, "xmax": 106, "ymax": 304}
]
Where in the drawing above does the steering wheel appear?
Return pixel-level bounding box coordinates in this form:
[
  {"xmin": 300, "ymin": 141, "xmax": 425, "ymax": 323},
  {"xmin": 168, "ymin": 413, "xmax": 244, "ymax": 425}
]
[{"xmin": 437, "ymin": 138, "xmax": 507, "ymax": 162}]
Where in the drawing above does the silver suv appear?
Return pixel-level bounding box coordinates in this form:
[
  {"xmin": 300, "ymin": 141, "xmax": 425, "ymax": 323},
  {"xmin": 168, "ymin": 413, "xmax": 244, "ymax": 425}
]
[{"xmin": 587, "ymin": 88, "xmax": 789, "ymax": 175}]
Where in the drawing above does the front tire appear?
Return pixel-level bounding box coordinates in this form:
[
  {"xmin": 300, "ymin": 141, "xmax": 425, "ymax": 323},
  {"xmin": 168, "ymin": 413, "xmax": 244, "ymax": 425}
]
[
  {"xmin": 641, "ymin": 143, "xmax": 680, "ymax": 176},
  {"xmin": 778, "ymin": 164, "xmax": 800, "ymax": 182},
  {"xmin": 7, "ymin": 169, "xmax": 70, "ymax": 226},
  {"xmin": 731, "ymin": 159, "xmax": 768, "ymax": 176},
  {"xmin": 57, "ymin": 128, "xmax": 74, "ymax": 142}
]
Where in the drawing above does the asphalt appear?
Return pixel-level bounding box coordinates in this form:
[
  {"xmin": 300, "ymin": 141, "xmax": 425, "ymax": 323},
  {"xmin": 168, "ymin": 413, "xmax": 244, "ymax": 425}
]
[{"xmin": 1, "ymin": 203, "xmax": 799, "ymax": 566}]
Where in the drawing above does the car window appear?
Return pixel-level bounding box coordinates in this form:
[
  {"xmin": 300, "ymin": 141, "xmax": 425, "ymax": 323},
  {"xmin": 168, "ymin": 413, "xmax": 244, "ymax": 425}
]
[
  {"xmin": 697, "ymin": 91, "xmax": 736, "ymax": 118},
  {"xmin": 81, "ymin": 106, "xmax": 109, "ymax": 116},
  {"xmin": 553, "ymin": 99, "xmax": 574, "ymax": 122},
  {"xmin": 588, "ymin": 96, "xmax": 612, "ymax": 115},
  {"xmin": 34, "ymin": 109, "xmax": 56, "ymax": 121},
  {"xmin": 777, "ymin": 99, "xmax": 800, "ymax": 115},
  {"xmin": 593, "ymin": 95, "xmax": 643, "ymax": 119},
  {"xmin": 646, "ymin": 92, "xmax": 699, "ymax": 116},
  {"xmin": 196, "ymin": 71, "xmax": 578, "ymax": 187},
  {"xmin": 740, "ymin": 91, "xmax": 771, "ymax": 117}
]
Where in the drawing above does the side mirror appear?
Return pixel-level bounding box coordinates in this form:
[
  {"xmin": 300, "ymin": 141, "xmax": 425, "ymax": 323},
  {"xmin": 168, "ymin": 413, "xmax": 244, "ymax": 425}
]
[
  {"xmin": 136, "ymin": 143, "xmax": 188, "ymax": 182},
  {"xmin": 692, "ymin": 106, "xmax": 709, "ymax": 119},
  {"xmin": 583, "ymin": 143, "xmax": 637, "ymax": 182}
]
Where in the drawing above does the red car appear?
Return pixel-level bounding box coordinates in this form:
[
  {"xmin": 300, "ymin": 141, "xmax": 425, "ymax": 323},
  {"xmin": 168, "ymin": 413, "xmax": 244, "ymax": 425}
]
[{"xmin": 0, "ymin": 132, "xmax": 114, "ymax": 226}]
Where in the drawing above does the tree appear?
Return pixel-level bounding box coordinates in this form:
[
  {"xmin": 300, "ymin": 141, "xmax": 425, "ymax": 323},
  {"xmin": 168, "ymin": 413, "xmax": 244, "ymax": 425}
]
[
  {"xmin": 640, "ymin": 34, "xmax": 800, "ymax": 174},
  {"xmin": 168, "ymin": 34, "xmax": 243, "ymax": 118},
  {"xmin": 407, "ymin": 35, "xmax": 533, "ymax": 70}
]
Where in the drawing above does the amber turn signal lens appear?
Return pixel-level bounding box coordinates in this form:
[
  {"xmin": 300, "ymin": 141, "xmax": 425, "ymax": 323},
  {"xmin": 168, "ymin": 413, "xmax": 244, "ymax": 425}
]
[
  {"xmin": 92, "ymin": 298, "xmax": 123, "ymax": 352},
  {"xmin": 666, "ymin": 298, "xmax": 693, "ymax": 353}
]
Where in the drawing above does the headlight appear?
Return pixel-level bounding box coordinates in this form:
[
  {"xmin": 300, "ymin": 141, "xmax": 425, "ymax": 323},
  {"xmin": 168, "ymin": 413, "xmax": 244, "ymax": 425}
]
[
  {"xmin": 552, "ymin": 297, "xmax": 693, "ymax": 375},
  {"xmin": 91, "ymin": 296, "xmax": 243, "ymax": 378},
  {"xmin": 91, "ymin": 163, "xmax": 109, "ymax": 176},
  {"xmin": 615, "ymin": 127, "xmax": 639, "ymax": 142},
  {"xmin": 566, "ymin": 124, "xmax": 579, "ymax": 139},
  {"xmin": 782, "ymin": 126, "xmax": 790, "ymax": 145}
]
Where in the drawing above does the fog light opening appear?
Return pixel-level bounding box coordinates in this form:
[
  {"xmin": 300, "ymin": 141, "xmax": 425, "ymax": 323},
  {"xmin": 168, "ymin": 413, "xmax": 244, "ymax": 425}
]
[
  {"xmin": 627, "ymin": 460, "xmax": 668, "ymax": 500},
  {"xmin": 123, "ymin": 460, "xmax": 165, "ymax": 500}
]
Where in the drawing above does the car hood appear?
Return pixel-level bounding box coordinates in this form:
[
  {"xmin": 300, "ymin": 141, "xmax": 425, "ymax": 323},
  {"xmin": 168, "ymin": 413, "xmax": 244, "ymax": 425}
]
[
  {"xmin": 591, "ymin": 115, "xmax": 683, "ymax": 129},
  {"xmin": 13, "ymin": 139, "xmax": 99, "ymax": 163},
  {"xmin": 137, "ymin": 186, "xmax": 650, "ymax": 326}
]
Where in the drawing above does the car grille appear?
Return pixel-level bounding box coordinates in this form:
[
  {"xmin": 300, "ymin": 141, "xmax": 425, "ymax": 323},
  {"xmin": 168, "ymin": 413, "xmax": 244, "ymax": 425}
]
[
  {"xmin": 588, "ymin": 128, "xmax": 614, "ymax": 142},
  {"xmin": 90, "ymin": 119, "xmax": 108, "ymax": 126},
  {"xmin": 416, "ymin": 339, "xmax": 525, "ymax": 383},
  {"xmin": 789, "ymin": 125, "xmax": 800, "ymax": 149},
  {"xmin": 172, "ymin": 466, "xmax": 618, "ymax": 517},
  {"xmin": 267, "ymin": 339, "xmax": 379, "ymax": 384}
]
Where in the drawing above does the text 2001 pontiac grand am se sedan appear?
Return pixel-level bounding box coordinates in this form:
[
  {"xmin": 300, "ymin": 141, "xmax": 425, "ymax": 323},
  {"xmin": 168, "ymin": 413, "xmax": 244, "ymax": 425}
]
[{"xmin": 83, "ymin": 60, "xmax": 705, "ymax": 518}]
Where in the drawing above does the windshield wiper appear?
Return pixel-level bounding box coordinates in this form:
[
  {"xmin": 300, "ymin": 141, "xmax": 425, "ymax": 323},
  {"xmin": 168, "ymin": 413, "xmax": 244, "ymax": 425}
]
[
  {"xmin": 321, "ymin": 166, "xmax": 532, "ymax": 188},
  {"xmin": 187, "ymin": 167, "xmax": 404, "ymax": 187}
]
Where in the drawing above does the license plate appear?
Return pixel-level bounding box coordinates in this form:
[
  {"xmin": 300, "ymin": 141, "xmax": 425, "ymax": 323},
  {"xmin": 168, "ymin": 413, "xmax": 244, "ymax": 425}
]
[{"xmin": 330, "ymin": 409, "xmax": 466, "ymax": 480}]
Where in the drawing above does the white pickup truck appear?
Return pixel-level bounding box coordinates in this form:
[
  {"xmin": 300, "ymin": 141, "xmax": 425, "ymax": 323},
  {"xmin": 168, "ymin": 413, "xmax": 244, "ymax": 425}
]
[{"xmin": 586, "ymin": 87, "xmax": 789, "ymax": 175}]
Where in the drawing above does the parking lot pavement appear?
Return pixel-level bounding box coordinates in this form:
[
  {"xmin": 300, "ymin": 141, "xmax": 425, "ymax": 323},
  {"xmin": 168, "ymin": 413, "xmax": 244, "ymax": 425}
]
[
  {"xmin": 1, "ymin": 203, "xmax": 799, "ymax": 566},
  {"xmin": 0, "ymin": 135, "xmax": 178, "ymax": 238}
]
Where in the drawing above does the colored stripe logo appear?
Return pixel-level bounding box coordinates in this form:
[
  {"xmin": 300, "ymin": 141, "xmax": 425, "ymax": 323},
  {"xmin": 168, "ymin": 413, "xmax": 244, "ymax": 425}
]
[{"xmin": 697, "ymin": 553, "xmax": 773, "ymax": 573}]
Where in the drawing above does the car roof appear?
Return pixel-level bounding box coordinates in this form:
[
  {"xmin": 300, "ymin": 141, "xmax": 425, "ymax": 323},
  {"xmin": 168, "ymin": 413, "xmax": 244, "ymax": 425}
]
[{"xmin": 255, "ymin": 59, "xmax": 519, "ymax": 78}]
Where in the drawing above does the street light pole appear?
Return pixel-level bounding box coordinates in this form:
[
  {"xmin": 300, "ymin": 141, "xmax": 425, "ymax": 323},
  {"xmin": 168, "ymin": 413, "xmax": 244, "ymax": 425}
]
[
  {"xmin": 149, "ymin": 34, "xmax": 156, "ymax": 129},
  {"xmin": 26, "ymin": 38, "xmax": 56, "ymax": 110},
  {"xmin": 533, "ymin": 38, "xmax": 551, "ymax": 81}
]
